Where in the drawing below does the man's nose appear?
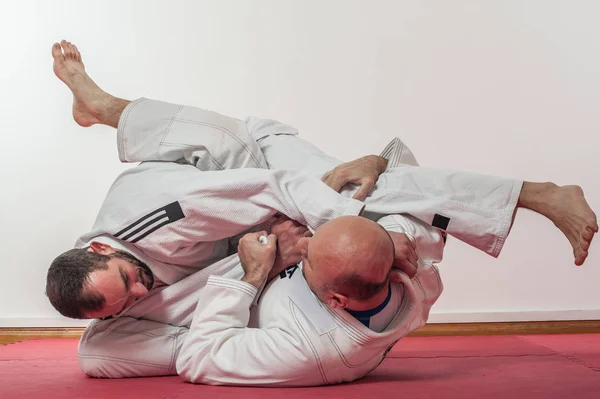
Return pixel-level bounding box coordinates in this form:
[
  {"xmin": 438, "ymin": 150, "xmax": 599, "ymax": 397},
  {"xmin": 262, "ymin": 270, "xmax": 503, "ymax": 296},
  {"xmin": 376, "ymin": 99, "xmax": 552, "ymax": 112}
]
[{"xmin": 131, "ymin": 282, "xmax": 149, "ymax": 299}]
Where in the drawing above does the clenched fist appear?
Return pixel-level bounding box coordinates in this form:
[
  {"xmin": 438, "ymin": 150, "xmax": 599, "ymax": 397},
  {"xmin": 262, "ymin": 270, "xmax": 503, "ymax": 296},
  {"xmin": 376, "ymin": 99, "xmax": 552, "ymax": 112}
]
[
  {"xmin": 238, "ymin": 231, "xmax": 278, "ymax": 288},
  {"xmin": 388, "ymin": 231, "xmax": 419, "ymax": 279},
  {"xmin": 268, "ymin": 215, "xmax": 312, "ymax": 280}
]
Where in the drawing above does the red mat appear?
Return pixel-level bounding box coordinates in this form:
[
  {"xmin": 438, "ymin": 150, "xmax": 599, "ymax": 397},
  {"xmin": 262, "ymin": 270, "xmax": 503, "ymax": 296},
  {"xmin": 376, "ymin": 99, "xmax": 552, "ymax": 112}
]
[{"xmin": 2, "ymin": 335, "xmax": 600, "ymax": 399}]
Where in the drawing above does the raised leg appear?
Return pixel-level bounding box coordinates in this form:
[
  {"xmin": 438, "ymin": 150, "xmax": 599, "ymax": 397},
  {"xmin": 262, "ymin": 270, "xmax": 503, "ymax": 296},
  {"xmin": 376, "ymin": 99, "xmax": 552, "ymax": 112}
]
[{"xmin": 52, "ymin": 40, "xmax": 267, "ymax": 170}]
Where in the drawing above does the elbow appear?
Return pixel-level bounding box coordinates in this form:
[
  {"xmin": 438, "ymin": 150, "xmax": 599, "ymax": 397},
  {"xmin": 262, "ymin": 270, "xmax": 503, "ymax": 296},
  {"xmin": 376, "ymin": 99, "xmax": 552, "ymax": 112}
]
[
  {"xmin": 78, "ymin": 353, "xmax": 113, "ymax": 378},
  {"xmin": 176, "ymin": 349, "xmax": 227, "ymax": 385},
  {"xmin": 77, "ymin": 328, "xmax": 123, "ymax": 379},
  {"xmin": 77, "ymin": 334, "xmax": 109, "ymax": 378},
  {"xmin": 176, "ymin": 355, "xmax": 205, "ymax": 384},
  {"xmin": 175, "ymin": 355, "xmax": 193, "ymax": 382}
]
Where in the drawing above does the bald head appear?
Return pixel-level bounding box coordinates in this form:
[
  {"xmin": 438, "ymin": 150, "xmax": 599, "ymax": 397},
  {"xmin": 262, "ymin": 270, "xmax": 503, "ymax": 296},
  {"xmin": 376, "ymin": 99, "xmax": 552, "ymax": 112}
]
[{"xmin": 303, "ymin": 216, "xmax": 395, "ymax": 307}]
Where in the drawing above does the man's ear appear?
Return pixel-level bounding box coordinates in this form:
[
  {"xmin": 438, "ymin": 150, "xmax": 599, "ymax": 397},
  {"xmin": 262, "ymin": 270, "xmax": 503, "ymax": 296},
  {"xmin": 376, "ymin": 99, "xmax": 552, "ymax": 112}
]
[
  {"xmin": 390, "ymin": 271, "xmax": 403, "ymax": 283},
  {"xmin": 326, "ymin": 292, "xmax": 349, "ymax": 309},
  {"xmin": 89, "ymin": 241, "xmax": 113, "ymax": 254},
  {"xmin": 297, "ymin": 237, "xmax": 310, "ymax": 253}
]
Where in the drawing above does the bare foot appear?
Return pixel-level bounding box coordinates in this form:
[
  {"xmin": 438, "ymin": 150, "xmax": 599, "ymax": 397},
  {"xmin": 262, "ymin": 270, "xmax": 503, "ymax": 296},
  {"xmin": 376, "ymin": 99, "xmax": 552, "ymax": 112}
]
[
  {"xmin": 52, "ymin": 40, "xmax": 108, "ymax": 127},
  {"xmin": 521, "ymin": 182, "xmax": 598, "ymax": 265}
]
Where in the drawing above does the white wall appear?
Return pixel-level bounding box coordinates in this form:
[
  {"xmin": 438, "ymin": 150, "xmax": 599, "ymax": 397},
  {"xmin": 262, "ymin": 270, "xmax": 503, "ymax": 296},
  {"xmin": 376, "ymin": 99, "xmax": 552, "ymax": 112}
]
[{"xmin": 1, "ymin": 0, "xmax": 598, "ymax": 327}]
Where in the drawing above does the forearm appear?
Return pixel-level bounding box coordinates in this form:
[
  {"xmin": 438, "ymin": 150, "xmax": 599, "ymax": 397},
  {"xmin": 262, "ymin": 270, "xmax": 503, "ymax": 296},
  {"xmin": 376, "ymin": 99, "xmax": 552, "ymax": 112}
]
[{"xmin": 181, "ymin": 168, "xmax": 365, "ymax": 234}]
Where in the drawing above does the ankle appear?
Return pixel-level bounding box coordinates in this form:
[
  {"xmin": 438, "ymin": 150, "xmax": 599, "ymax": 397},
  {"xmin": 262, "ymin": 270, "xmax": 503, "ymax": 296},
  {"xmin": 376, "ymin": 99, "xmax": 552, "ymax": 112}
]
[
  {"xmin": 88, "ymin": 92, "xmax": 115, "ymax": 121},
  {"xmin": 517, "ymin": 182, "xmax": 557, "ymax": 210},
  {"xmin": 98, "ymin": 96, "xmax": 130, "ymax": 128}
]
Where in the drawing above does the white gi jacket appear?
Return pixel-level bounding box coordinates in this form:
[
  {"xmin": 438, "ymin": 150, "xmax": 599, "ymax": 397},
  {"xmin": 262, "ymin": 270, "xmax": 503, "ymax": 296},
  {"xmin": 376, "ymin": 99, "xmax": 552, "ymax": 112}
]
[{"xmin": 176, "ymin": 213, "xmax": 444, "ymax": 386}]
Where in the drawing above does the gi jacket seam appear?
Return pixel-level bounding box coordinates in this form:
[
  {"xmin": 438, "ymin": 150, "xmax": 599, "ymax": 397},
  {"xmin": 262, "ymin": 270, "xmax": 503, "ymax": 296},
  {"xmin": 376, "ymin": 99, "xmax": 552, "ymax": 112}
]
[
  {"xmin": 207, "ymin": 277, "xmax": 257, "ymax": 299},
  {"xmin": 158, "ymin": 105, "xmax": 184, "ymax": 161},
  {"xmin": 325, "ymin": 283, "xmax": 412, "ymax": 346},
  {"xmin": 168, "ymin": 327, "xmax": 186, "ymax": 375},
  {"xmin": 289, "ymin": 299, "xmax": 329, "ymax": 385},
  {"xmin": 326, "ymin": 333, "xmax": 382, "ymax": 368}
]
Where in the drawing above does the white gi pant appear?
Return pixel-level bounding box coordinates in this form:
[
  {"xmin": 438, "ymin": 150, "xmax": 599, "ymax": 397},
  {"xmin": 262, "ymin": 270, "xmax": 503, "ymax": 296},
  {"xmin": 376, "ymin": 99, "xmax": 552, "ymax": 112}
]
[{"xmin": 77, "ymin": 98, "xmax": 523, "ymax": 385}]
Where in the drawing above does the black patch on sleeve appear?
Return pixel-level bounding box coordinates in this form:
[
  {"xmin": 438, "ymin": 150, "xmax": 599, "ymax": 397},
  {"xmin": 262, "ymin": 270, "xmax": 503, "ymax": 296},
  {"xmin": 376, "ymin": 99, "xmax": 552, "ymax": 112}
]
[{"xmin": 432, "ymin": 214, "xmax": 450, "ymax": 231}]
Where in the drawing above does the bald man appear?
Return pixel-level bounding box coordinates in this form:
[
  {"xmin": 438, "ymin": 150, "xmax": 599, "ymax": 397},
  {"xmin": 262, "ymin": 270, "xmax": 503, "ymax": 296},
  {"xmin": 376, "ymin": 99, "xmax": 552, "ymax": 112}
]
[
  {"xmin": 174, "ymin": 213, "xmax": 442, "ymax": 386},
  {"xmin": 301, "ymin": 216, "xmax": 399, "ymax": 314}
]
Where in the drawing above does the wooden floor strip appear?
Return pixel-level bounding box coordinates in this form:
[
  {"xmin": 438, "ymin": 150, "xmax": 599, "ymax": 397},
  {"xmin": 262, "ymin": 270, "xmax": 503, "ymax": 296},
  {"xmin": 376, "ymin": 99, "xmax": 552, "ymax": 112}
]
[
  {"xmin": 2, "ymin": 320, "xmax": 600, "ymax": 345},
  {"xmin": 409, "ymin": 320, "xmax": 600, "ymax": 337}
]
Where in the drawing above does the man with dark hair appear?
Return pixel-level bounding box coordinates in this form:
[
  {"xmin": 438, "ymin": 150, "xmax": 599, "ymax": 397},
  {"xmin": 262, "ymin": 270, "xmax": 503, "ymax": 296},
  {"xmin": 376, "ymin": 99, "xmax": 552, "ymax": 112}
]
[
  {"xmin": 48, "ymin": 41, "xmax": 597, "ymax": 386},
  {"xmin": 46, "ymin": 247, "xmax": 154, "ymax": 319},
  {"xmin": 46, "ymin": 249, "xmax": 108, "ymax": 319}
]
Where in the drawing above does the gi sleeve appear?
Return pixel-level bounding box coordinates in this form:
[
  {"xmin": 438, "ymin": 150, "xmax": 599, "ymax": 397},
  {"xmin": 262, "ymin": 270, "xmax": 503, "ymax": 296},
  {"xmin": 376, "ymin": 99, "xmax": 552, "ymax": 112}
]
[
  {"xmin": 377, "ymin": 214, "xmax": 445, "ymax": 307},
  {"xmin": 79, "ymin": 164, "xmax": 365, "ymax": 271},
  {"xmin": 169, "ymin": 167, "xmax": 365, "ymax": 238},
  {"xmin": 176, "ymin": 276, "xmax": 321, "ymax": 386},
  {"xmin": 78, "ymin": 317, "xmax": 188, "ymax": 378}
]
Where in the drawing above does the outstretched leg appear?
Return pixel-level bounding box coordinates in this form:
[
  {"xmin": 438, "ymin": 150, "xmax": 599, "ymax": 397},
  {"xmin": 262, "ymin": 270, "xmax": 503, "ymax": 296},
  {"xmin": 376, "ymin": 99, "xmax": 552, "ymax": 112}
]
[
  {"xmin": 255, "ymin": 134, "xmax": 598, "ymax": 266},
  {"xmin": 52, "ymin": 40, "xmax": 129, "ymax": 128}
]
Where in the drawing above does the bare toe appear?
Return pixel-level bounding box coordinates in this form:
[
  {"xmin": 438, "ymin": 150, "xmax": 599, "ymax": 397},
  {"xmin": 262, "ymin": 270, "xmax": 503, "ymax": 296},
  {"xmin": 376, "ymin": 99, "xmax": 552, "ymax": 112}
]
[
  {"xmin": 581, "ymin": 240, "xmax": 590, "ymax": 252},
  {"xmin": 73, "ymin": 45, "xmax": 82, "ymax": 62},
  {"xmin": 575, "ymin": 250, "xmax": 588, "ymax": 266},
  {"xmin": 61, "ymin": 41, "xmax": 70, "ymax": 57},
  {"xmin": 51, "ymin": 43, "xmax": 62, "ymax": 59},
  {"xmin": 67, "ymin": 42, "xmax": 75, "ymax": 59}
]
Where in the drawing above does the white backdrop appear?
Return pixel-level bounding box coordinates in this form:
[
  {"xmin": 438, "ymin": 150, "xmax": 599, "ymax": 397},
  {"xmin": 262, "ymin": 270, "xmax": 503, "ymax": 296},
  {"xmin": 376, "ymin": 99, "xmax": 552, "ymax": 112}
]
[{"xmin": 1, "ymin": 0, "xmax": 598, "ymax": 327}]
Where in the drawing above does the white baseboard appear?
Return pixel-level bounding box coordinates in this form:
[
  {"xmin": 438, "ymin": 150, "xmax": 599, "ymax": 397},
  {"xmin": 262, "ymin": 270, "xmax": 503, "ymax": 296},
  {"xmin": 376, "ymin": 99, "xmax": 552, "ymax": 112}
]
[{"xmin": 1, "ymin": 310, "xmax": 598, "ymax": 328}]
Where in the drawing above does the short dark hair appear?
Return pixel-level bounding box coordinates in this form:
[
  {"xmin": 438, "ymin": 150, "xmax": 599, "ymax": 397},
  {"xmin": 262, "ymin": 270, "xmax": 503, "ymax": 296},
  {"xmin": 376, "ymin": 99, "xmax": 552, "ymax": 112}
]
[
  {"xmin": 327, "ymin": 272, "xmax": 389, "ymax": 301},
  {"xmin": 45, "ymin": 248, "xmax": 110, "ymax": 319}
]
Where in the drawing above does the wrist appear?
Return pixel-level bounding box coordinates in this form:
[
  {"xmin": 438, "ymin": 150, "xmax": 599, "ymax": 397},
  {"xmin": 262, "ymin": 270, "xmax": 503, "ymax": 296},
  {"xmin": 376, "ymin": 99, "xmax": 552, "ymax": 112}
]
[
  {"xmin": 373, "ymin": 155, "xmax": 388, "ymax": 174},
  {"xmin": 242, "ymin": 271, "xmax": 267, "ymax": 288}
]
